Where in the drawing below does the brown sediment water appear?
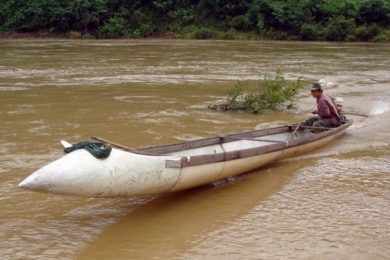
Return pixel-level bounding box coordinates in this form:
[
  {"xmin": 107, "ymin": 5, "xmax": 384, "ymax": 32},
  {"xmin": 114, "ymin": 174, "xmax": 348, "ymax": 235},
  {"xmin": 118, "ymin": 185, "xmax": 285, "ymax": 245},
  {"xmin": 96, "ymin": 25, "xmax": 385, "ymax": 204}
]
[{"xmin": 0, "ymin": 39, "xmax": 390, "ymax": 260}]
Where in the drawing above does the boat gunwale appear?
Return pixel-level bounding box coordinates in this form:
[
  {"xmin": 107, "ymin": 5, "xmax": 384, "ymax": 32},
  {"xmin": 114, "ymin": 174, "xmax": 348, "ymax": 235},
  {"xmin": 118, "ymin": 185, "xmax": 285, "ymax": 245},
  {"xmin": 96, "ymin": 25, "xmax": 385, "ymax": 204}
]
[
  {"xmin": 177, "ymin": 120, "xmax": 352, "ymax": 168},
  {"xmin": 138, "ymin": 125, "xmax": 290, "ymax": 154},
  {"xmin": 92, "ymin": 125, "xmax": 290, "ymax": 157},
  {"xmin": 93, "ymin": 120, "xmax": 352, "ymax": 168}
]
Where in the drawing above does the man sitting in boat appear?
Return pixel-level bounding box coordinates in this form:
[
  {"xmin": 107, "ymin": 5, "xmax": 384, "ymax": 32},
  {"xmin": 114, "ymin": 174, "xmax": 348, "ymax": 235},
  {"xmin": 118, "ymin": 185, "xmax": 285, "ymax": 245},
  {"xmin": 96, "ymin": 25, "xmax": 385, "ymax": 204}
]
[{"xmin": 303, "ymin": 83, "xmax": 343, "ymax": 128}]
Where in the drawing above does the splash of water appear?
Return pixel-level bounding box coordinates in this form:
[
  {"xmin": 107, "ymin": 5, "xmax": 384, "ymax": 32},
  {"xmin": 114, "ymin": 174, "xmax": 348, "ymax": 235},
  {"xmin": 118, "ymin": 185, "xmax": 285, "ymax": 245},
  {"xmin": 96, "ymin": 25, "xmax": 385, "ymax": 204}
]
[{"xmin": 369, "ymin": 100, "xmax": 390, "ymax": 115}]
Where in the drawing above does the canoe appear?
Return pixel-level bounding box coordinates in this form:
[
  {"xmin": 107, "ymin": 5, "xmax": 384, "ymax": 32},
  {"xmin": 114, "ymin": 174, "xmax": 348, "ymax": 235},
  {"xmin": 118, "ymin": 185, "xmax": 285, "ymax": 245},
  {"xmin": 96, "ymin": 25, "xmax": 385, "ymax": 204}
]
[{"xmin": 19, "ymin": 120, "xmax": 352, "ymax": 197}]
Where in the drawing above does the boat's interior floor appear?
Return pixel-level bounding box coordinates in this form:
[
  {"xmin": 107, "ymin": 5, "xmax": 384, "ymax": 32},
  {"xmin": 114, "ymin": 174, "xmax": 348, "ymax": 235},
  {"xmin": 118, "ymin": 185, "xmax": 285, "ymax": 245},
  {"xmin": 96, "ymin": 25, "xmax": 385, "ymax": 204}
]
[{"xmin": 166, "ymin": 131, "xmax": 313, "ymax": 157}]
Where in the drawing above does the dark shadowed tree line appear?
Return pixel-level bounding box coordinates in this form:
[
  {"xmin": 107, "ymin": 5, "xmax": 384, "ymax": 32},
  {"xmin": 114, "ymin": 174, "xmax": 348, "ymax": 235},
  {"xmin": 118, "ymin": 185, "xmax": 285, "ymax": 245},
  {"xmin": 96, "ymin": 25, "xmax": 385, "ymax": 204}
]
[{"xmin": 1, "ymin": 0, "xmax": 390, "ymax": 41}]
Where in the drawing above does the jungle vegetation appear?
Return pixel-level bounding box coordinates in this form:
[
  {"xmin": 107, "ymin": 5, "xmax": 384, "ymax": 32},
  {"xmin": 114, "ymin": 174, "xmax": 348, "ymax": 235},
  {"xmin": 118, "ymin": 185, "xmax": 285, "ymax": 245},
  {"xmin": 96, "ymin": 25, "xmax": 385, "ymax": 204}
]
[{"xmin": 1, "ymin": 0, "xmax": 390, "ymax": 41}]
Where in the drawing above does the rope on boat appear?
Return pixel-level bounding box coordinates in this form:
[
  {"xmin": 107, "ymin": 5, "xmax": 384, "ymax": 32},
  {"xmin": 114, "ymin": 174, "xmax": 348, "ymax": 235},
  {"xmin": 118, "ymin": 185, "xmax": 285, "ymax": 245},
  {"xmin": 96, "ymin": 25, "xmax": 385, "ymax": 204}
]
[{"xmin": 64, "ymin": 141, "xmax": 112, "ymax": 159}]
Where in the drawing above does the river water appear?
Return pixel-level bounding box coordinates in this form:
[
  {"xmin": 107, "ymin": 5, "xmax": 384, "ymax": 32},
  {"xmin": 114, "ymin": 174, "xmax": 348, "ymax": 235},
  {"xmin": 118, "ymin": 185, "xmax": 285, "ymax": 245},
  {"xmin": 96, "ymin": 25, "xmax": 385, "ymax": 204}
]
[{"xmin": 0, "ymin": 39, "xmax": 390, "ymax": 260}]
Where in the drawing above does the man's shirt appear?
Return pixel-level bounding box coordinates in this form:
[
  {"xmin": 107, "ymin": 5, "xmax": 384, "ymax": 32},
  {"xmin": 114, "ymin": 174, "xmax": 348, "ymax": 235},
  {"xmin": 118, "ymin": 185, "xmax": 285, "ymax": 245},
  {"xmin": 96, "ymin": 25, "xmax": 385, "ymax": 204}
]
[{"xmin": 316, "ymin": 94, "xmax": 340, "ymax": 120}]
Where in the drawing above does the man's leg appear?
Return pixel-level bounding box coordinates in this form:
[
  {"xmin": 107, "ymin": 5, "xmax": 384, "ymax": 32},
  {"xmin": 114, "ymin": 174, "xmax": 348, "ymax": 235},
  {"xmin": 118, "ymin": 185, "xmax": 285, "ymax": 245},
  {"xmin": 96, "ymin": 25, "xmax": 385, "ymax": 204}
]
[
  {"xmin": 302, "ymin": 116, "xmax": 320, "ymax": 127},
  {"xmin": 312, "ymin": 118, "xmax": 334, "ymax": 128}
]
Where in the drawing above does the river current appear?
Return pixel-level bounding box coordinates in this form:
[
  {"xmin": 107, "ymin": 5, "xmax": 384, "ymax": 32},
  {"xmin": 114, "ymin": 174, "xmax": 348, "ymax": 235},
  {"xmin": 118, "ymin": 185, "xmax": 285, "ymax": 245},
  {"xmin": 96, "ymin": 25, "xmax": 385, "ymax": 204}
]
[{"xmin": 0, "ymin": 39, "xmax": 389, "ymax": 260}]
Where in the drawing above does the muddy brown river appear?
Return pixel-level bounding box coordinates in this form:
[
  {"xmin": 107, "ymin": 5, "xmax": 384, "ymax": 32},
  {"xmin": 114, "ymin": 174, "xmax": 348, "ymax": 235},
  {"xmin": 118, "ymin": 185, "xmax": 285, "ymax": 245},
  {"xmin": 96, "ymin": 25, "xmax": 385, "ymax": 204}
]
[{"xmin": 1, "ymin": 39, "xmax": 390, "ymax": 260}]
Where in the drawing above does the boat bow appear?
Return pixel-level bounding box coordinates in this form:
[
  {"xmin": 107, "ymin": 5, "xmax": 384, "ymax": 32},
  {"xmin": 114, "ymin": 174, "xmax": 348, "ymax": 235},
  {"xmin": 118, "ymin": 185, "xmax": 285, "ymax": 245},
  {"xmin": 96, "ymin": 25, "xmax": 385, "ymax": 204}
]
[{"xmin": 19, "ymin": 148, "xmax": 181, "ymax": 197}]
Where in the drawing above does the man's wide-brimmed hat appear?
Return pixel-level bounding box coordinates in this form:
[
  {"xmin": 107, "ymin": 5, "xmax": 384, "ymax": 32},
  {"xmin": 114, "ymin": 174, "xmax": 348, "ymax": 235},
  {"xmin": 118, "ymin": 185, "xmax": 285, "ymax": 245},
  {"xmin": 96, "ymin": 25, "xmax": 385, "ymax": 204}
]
[{"xmin": 311, "ymin": 82, "xmax": 323, "ymax": 92}]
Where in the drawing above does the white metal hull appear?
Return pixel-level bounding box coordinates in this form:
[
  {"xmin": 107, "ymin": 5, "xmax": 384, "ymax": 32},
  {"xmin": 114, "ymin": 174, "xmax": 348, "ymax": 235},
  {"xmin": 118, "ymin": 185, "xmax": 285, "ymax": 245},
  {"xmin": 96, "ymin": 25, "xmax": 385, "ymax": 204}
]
[
  {"xmin": 19, "ymin": 126, "xmax": 348, "ymax": 197},
  {"xmin": 172, "ymin": 129, "xmax": 345, "ymax": 191}
]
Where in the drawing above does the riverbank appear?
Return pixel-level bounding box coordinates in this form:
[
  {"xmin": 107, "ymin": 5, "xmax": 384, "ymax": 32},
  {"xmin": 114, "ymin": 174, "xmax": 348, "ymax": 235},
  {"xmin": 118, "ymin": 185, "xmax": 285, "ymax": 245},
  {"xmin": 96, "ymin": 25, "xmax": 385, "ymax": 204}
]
[
  {"xmin": 0, "ymin": 31, "xmax": 175, "ymax": 40},
  {"xmin": 1, "ymin": 28, "xmax": 390, "ymax": 42}
]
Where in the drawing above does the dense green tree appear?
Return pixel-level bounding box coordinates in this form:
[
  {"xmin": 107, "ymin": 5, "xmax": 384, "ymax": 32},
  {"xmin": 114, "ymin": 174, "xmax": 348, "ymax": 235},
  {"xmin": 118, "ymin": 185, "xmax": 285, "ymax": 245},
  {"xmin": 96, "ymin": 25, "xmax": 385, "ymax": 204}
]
[
  {"xmin": 358, "ymin": 0, "xmax": 390, "ymax": 24},
  {"xmin": 324, "ymin": 15, "xmax": 356, "ymax": 41}
]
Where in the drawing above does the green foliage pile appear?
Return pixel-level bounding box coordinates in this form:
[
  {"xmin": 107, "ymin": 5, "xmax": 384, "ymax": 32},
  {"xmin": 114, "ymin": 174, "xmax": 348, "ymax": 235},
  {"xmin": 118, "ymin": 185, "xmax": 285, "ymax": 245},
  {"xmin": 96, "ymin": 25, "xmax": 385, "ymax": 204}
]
[
  {"xmin": 1, "ymin": 0, "xmax": 390, "ymax": 41},
  {"xmin": 226, "ymin": 72, "xmax": 304, "ymax": 114}
]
